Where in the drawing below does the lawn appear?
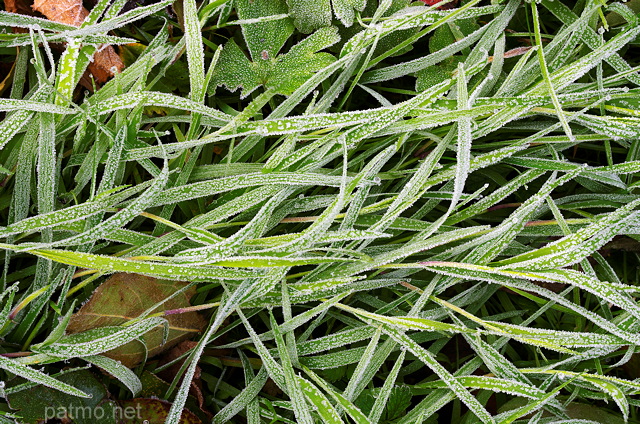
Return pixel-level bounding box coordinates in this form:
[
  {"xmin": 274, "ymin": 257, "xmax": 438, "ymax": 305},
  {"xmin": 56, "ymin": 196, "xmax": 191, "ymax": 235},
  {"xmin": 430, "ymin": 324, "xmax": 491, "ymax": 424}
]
[{"xmin": 1, "ymin": 0, "xmax": 640, "ymax": 423}]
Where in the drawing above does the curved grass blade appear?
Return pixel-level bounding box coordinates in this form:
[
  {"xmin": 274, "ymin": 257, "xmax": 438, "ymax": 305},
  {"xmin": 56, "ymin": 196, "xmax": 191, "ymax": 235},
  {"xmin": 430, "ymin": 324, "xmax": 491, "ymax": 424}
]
[
  {"xmin": 32, "ymin": 317, "xmax": 167, "ymax": 358},
  {"xmin": 83, "ymin": 354, "xmax": 142, "ymax": 396},
  {"xmin": 0, "ymin": 356, "xmax": 90, "ymax": 398}
]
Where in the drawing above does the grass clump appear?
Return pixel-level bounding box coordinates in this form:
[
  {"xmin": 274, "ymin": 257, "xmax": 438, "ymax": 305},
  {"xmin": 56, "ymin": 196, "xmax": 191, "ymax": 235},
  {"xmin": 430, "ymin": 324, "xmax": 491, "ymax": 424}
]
[{"xmin": 1, "ymin": 0, "xmax": 640, "ymax": 422}]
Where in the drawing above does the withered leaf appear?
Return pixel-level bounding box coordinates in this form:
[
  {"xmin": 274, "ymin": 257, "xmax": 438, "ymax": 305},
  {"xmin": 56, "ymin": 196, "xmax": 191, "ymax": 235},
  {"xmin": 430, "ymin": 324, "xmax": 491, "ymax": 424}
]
[
  {"xmin": 119, "ymin": 398, "xmax": 202, "ymax": 424},
  {"xmin": 138, "ymin": 371, "xmax": 213, "ymax": 422},
  {"xmin": 67, "ymin": 274, "xmax": 206, "ymax": 368},
  {"xmin": 32, "ymin": 0, "xmax": 124, "ymax": 84},
  {"xmin": 157, "ymin": 341, "xmax": 205, "ymax": 409},
  {"xmin": 88, "ymin": 44, "xmax": 125, "ymax": 83},
  {"xmin": 4, "ymin": 0, "xmax": 37, "ymax": 16},
  {"xmin": 5, "ymin": 0, "xmax": 42, "ymax": 36},
  {"xmin": 32, "ymin": 0, "xmax": 88, "ymax": 25}
]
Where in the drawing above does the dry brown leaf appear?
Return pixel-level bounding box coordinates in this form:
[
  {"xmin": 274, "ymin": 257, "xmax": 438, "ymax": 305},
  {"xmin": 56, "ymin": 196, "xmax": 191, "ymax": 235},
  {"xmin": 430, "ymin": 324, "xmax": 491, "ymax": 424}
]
[
  {"xmin": 67, "ymin": 273, "xmax": 207, "ymax": 368},
  {"xmin": 32, "ymin": 0, "xmax": 124, "ymax": 84},
  {"xmin": 32, "ymin": 0, "xmax": 88, "ymax": 25},
  {"xmin": 88, "ymin": 44, "xmax": 125, "ymax": 83},
  {"xmin": 5, "ymin": 0, "xmax": 42, "ymax": 37},
  {"xmin": 157, "ymin": 341, "xmax": 205, "ymax": 409},
  {"xmin": 4, "ymin": 0, "xmax": 37, "ymax": 16}
]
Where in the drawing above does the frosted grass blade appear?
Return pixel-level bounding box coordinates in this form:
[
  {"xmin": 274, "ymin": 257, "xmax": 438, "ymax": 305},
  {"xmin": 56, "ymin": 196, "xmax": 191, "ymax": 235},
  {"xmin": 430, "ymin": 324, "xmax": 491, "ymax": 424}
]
[
  {"xmin": 212, "ymin": 368, "xmax": 269, "ymax": 424},
  {"xmin": 32, "ymin": 317, "xmax": 167, "ymax": 357},
  {"xmin": 270, "ymin": 311, "xmax": 314, "ymax": 424},
  {"xmin": 0, "ymin": 356, "xmax": 90, "ymax": 398},
  {"xmin": 382, "ymin": 324, "xmax": 495, "ymax": 424},
  {"xmin": 23, "ymin": 249, "xmax": 259, "ymax": 280},
  {"xmin": 495, "ymin": 197, "xmax": 640, "ymax": 270},
  {"xmin": 83, "ymin": 355, "xmax": 142, "ymax": 396}
]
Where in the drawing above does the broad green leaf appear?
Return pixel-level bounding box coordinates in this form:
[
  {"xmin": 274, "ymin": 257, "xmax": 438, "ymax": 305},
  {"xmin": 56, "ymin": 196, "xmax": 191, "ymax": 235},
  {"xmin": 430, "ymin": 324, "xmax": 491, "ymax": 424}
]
[
  {"xmin": 268, "ymin": 27, "xmax": 340, "ymax": 95},
  {"xmin": 332, "ymin": 0, "xmax": 366, "ymax": 27},
  {"xmin": 287, "ymin": 0, "xmax": 332, "ymax": 34},
  {"xmin": 5, "ymin": 369, "xmax": 113, "ymax": 423},
  {"xmin": 237, "ymin": 0, "xmax": 294, "ymax": 60},
  {"xmin": 208, "ymin": 39, "xmax": 261, "ymax": 97},
  {"xmin": 210, "ymin": 27, "xmax": 339, "ymax": 97}
]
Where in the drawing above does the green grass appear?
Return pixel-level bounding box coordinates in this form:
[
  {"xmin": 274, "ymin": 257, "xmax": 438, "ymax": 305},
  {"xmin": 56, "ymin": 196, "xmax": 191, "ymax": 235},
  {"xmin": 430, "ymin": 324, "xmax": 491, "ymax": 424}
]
[{"xmin": 1, "ymin": 0, "xmax": 640, "ymax": 422}]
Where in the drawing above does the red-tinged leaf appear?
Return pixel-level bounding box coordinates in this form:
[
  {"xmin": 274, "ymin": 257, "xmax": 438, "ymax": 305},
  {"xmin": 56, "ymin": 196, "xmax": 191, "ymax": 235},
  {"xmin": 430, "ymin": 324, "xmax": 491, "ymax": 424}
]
[
  {"xmin": 418, "ymin": 0, "xmax": 458, "ymax": 10},
  {"xmin": 66, "ymin": 274, "xmax": 206, "ymax": 368}
]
